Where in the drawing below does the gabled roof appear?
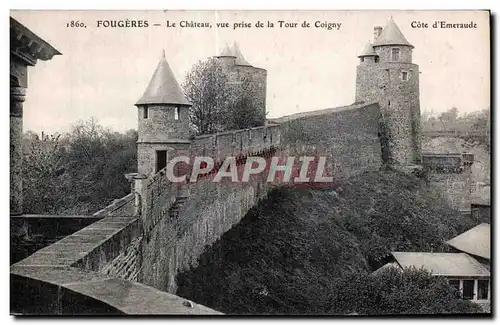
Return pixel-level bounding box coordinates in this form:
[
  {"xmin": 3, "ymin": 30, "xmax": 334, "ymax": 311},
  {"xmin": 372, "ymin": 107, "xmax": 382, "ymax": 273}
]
[
  {"xmin": 391, "ymin": 252, "xmax": 490, "ymax": 277},
  {"xmin": 446, "ymin": 223, "xmax": 490, "ymax": 260},
  {"xmin": 358, "ymin": 42, "xmax": 378, "ymax": 57},
  {"xmin": 231, "ymin": 42, "xmax": 252, "ymax": 66},
  {"xmin": 373, "ymin": 17, "xmax": 413, "ymax": 48},
  {"xmin": 136, "ymin": 50, "xmax": 191, "ymax": 106}
]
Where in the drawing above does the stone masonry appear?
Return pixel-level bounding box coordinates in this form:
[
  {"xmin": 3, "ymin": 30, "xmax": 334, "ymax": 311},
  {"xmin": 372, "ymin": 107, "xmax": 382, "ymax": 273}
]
[
  {"xmin": 355, "ymin": 17, "xmax": 473, "ymax": 212},
  {"xmin": 11, "ymin": 16, "xmax": 480, "ymax": 314},
  {"xmin": 355, "ymin": 17, "xmax": 421, "ymax": 166}
]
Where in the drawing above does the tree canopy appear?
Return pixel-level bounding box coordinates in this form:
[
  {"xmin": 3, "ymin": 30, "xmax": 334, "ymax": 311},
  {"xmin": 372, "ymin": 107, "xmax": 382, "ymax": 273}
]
[
  {"xmin": 22, "ymin": 119, "xmax": 137, "ymax": 215},
  {"xmin": 182, "ymin": 57, "xmax": 265, "ymax": 135}
]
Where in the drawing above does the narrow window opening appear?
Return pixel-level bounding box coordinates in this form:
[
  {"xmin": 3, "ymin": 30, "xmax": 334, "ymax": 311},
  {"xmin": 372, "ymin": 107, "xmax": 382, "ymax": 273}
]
[
  {"xmin": 375, "ymin": 56, "xmax": 379, "ymax": 63},
  {"xmin": 174, "ymin": 107, "xmax": 180, "ymax": 120},
  {"xmin": 462, "ymin": 280, "xmax": 475, "ymax": 300},
  {"xmin": 360, "ymin": 57, "xmax": 365, "ymax": 63},
  {"xmin": 143, "ymin": 106, "xmax": 149, "ymax": 119},
  {"xmin": 156, "ymin": 150, "xmax": 167, "ymax": 173},
  {"xmin": 402, "ymin": 71, "xmax": 408, "ymax": 81},
  {"xmin": 391, "ymin": 48, "xmax": 400, "ymax": 61}
]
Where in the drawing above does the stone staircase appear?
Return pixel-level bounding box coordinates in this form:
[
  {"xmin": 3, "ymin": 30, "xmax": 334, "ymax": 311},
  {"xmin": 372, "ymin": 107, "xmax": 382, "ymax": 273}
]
[{"xmin": 169, "ymin": 196, "xmax": 188, "ymax": 220}]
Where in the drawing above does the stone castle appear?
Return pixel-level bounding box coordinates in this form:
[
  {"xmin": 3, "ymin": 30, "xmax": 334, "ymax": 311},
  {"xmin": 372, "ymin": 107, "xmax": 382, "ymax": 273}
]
[
  {"xmin": 10, "ymin": 17, "xmax": 475, "ymax": 314},
  {"xmin": 355, "ymin": 19, "xmax": 421, "ymax": 165},
  {"xmin": 354, "ymin": 17, "xmax": 473, "ymax": 213},
  {"xmin": 136, "ymin": 42, "xmax": 268, "ymax": 176}
]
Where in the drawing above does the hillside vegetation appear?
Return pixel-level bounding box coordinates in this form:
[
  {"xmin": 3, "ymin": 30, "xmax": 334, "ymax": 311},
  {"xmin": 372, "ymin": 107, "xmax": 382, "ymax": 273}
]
[
  {"xmin": 22, "ymin": 119, "xmax": 137, "ymax": 215},
  {"xmin": 176, "ymin": 170, "xmax": 480, "ymax": 315}
]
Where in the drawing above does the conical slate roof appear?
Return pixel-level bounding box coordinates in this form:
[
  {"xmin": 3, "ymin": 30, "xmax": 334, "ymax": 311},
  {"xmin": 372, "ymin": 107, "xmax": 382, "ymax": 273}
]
[
  {"xmin": 358, "ymin": 42, "xmax": 378, "ymax": 57},
  {"xmin": 218, "ymin": 43, "xmax": 235, "ymax": 57},
  {"xmin": 136, "ymin": 50, "xmax": 191, "ymax": 106},
  {"xmin": 373, "ymin": 17, "xmax": 413, "ymax": 48},
  {"xmin": 231, "ymin": 42, "xmax": 252, "ymax": 66}
]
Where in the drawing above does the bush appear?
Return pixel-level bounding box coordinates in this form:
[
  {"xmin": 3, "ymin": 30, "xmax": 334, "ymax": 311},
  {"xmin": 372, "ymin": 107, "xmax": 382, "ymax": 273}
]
[
  {"xmin": 328, "ymin": 267, "xmax": 482, "ymax": 315},
  {"xmin": 22, "ymin": 119, "xmax": 137, "ymax": 215}
]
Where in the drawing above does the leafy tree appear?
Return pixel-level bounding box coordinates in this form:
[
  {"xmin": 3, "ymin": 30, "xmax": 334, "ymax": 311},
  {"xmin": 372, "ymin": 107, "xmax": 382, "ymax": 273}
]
[
  {"xmin": 223, "ymin": 77, "xmax": 265, "ymax": 130},
  {"xmin": 182, "ymin": 57, "xmax": 264, "ymax": 135},
  {"xmin": 22, "ymin": 119, "xmax": 137, "ymax": 215},
  {"xmin": 182, "ymin": 58, "xmax": 230, "ymax": 135},
  {"xmin": 22, "ymin": 132, "xmax": 69, "ymax": 214},
  {"xmin": 437, "ymin": 107, "xmax": 458, "ymax": 129}
]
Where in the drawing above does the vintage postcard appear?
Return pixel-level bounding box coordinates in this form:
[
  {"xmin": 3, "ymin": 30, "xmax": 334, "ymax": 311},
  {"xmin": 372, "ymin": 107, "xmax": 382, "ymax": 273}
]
[{"xmin": 9, "ymin": 10, "xmax": 491, "ymax": 316}]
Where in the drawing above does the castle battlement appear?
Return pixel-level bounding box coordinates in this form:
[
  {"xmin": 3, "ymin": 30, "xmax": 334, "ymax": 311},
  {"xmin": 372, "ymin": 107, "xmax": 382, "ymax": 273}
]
[{"xmin": 190, "ymin": 124, "xmax": 280, "ymax": 162}]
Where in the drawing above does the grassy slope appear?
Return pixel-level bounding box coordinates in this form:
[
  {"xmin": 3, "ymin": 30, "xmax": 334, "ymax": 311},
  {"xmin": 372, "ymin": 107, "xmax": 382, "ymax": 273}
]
[{"xmin": 176, "ymin": 170, "xmax": 477, "ymax": 315}]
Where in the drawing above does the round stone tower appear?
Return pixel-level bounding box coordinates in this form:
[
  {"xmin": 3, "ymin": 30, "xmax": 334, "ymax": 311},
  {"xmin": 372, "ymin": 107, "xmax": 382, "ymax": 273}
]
[
  {"xmin": 216, "ymin": 42, "xmax": 267, "ymax": 125},
  {"xmin": 355, "ymin": 18, "xmax": 421, "ymax": 165},
  {"xmin": 136, "ymin": 50, "xmax": 192, "ymax": 176}
]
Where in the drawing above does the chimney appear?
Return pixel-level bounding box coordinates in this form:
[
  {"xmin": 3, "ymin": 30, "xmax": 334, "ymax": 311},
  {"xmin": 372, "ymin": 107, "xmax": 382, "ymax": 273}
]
[{"xmin": 374, "ymin": 26, "xmax": 383, "ymax": 41}]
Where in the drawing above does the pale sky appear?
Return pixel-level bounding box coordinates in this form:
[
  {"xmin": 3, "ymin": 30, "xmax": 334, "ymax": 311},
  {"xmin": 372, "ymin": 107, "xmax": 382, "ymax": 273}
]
[{"xmin": 11, "ymin": 10, "xmax": 490, "ymax": 134}]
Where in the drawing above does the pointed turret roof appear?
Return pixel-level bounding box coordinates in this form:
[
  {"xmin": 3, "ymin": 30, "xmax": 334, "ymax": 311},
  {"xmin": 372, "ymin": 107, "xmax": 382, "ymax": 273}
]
[
  {"xmin": 218, "ymin": 43, "xmax": 235, "ymax": 57},
  {"xmin": 373, "ymin": 17, "xmax": 413, "ymax": 48},
  {"xmin": 136, "ymin": 50, "xmax": 191, "ymax": 106},
  {"xmin": 358, "ymin": 42, "xmax": 378, "ymax": 57},
  {"xmin": 231, "ymin": 42, "xmax": 252, "ymax": 66}
]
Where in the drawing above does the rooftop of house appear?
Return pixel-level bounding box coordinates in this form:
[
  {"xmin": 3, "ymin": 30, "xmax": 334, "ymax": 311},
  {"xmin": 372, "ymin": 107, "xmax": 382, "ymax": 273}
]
[
  {"xmin": 446, "ymin": 223, "xmax": 490, "ymax": 260},
  {"xmin": 391, "ymin": 252, "xmax": 490, "ymax": 277},
  {"xmin": 372, "ymin": 17, "xmax": 413, "ymax": 48},
  {"xmin": 136, "ymin": 50, "xmax": 191, "ymax": 107}
]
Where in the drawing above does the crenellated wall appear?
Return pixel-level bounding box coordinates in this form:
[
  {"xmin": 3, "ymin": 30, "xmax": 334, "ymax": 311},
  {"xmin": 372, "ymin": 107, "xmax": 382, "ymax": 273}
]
[
  {"xmin": 190, "ymin": 124, "xmax": 280, "ymax": 161},
  {"xmin": 136, "ymin": 104, "xmax": 385, "ymax": 294},
  {"xmin": 138, "ymin": 124, "xmax": 280, "ymax": 292},
  {"xmin": 12, "ymin": 101, "xmax": 476, "ymax": 314}
]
